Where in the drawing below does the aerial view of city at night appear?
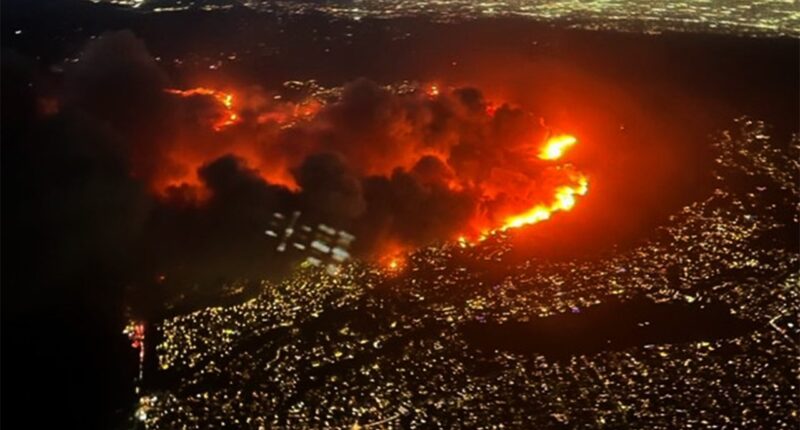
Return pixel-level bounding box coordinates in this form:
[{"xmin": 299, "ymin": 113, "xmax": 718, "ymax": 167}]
[{"xmin": 1, "ymin": 0, "xmax": 798, "ymax": 428}]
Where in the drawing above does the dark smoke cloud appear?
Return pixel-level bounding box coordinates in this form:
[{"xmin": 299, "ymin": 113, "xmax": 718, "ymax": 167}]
[
  {"xmin": 355, "ymin": 166, "xmax": 478, "ymax": 255},
  {"xmin": 63, "ymin": 30, "xmax": 181, "ymax": 186},
  {"xmin": 411, "ymin": 155, "xmax": 457, "ymax": 186},
  {"xmin": 4, "ymin": 30, "xmax": 563, "ymax": 316},
  {"xmin": 2, "ymin": 39, "xmax": 156, "ymax": 429},
  {"xmin": 143, "ymin": 155, "xmax": 296, "ymax": 287},
  {"xmin": 273, "ymin": 78, "xmax": 530, "ymax": 181},
  {"xmin": 292, "ymin": 152, "xmax": 366, "ymax": 223}
]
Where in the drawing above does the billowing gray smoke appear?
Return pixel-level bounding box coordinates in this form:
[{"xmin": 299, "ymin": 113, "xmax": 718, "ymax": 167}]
[{"xmin": 6, "ymin": 30, "xmax": 564, "ymax": 310}]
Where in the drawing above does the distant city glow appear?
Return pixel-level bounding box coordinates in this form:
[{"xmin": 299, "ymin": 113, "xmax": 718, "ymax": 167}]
[{"xmin": 92, "ymin": 0, "xmax": 800, "ymax": 38}]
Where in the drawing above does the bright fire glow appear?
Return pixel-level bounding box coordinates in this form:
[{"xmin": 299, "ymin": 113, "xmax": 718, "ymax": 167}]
[
  {"xmin": 466, "ymin": 134, "xmax": 589, "ymax": 239},
  {"xmin": 377, "ymin": 240, "xmax": 408, "ymax": 273},
  {"xmin": 500, "ymin": 174, "xmax": 588, "ymax": 231},
  {"xmin": 162, "ymin": 83, "xmax": 590, "ymax": 257},
  {"xmin": 539, "ymin": 134, "xmax": 577, "ymax": 160},
  {"xmin": 383, "ymin": 255, "xmax": 405, "ymax": 274},
  {"xmin": 165, "ymin": 87, "xmax": 241, "ymax": 131}
]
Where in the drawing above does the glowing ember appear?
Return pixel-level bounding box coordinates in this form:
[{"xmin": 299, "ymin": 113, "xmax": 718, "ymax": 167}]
[
  {"xmin": 380, "ymin": 249, "xmax": 406, "ymax": 272},
  {"xmin": 382, "ymin": 255, "xmax": 406, "ymax": 274},
  {"xmin": 165, "ymin": 87, "xmax": 241, "ymax": 131},
  {"xmin": 539, "ymin": 134, "xmax": 577, "ymax": 160}
]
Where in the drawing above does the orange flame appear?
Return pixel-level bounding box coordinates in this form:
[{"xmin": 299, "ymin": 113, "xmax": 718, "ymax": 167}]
[
  {"xmin": 500, "ymin": 174, "xmax": 588, "ymax": 230},
  {"xmin": 165, "ymin": 87, "xmax": 241, "ymax": 131},
  {"xmin": 539, "ymin": 134, "xmax": 577, "ymax": 160},
  {"xmin": 456, "ymin": 134, "xmax": 588, "ymax": 240},
  {"xmin": 162, "ymin": 84, "xmax": 589, "ymax": 248},
  {"xmin": 376, "ymin": 240, "xmax": 409, "ymax": 273},
  {"xmin": 499, "ymin": 134, "xmax": 587, "ymax": 231},
  {"xmin": 381, "ymin": 255, "xmax": 406, "ymax": 274}
]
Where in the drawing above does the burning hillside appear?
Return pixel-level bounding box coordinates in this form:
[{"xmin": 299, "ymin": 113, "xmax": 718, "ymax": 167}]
[{"xmin": 157, "ymin": 79, "xmax": 589, "ymax": 256}]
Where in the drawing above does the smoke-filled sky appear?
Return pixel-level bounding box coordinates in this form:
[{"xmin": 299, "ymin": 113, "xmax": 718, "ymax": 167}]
[
  {"xmin": 15, "ymin": 30, "xmax": 603, "ymax": 292},
  {"xmin": 7, "ymin": 15, "xmax": 797, "ymax": 309},
  {"xmin": 9, "ymin": 22, "xmax": 792, "ymax": 304},
  {"xmin": 2, "ymin": 3, "xmax": 797, "ymax": 427}
]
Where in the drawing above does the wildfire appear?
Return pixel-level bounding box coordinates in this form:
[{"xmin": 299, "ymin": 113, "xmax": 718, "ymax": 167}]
[
  {"xmin": 160, "ymin": 82, "xmax": 589, "ymax": 255},
  {"xmin": 378, "ymin": 242, "xmax": 407, "ymax": 273},
  {"xmin": 459, "ymin": 133, "xmax": 588, "ymax": 239},
  {"xmin": 165, "ymin": 87, "xmax": 241, "ymax": 131},
  {"xmin": 499, "ymin": 134, "xmax": 587, "ymax": 231},
  {"xmin": 500, "ymin": 174, "xmax": 588, "ymax": 230},
  {"xmin": 539, "ymin": 134, "xmax": 577, "ymax": 160},
  {"xmin": 381, "ymin": 255, "xmax": 407, "ymax": 274}
]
